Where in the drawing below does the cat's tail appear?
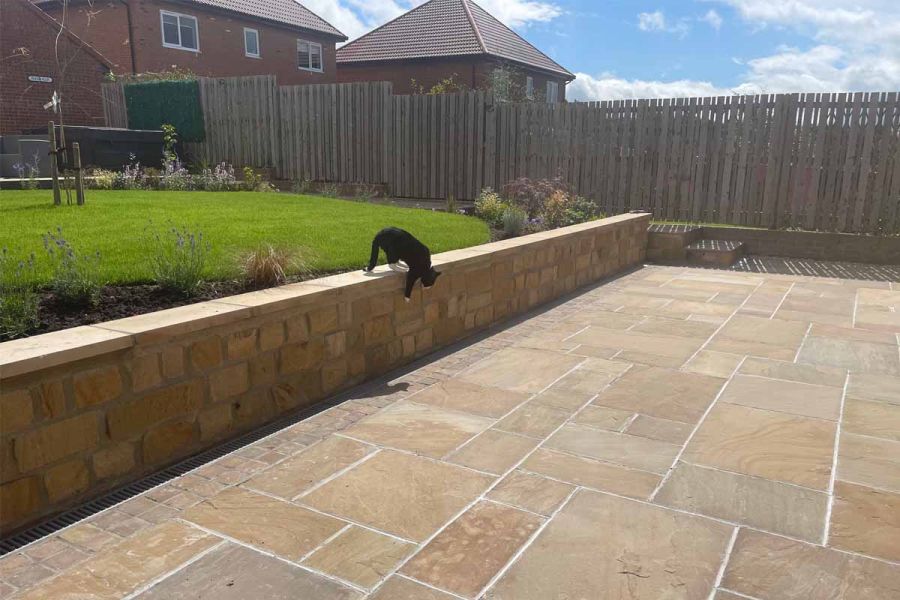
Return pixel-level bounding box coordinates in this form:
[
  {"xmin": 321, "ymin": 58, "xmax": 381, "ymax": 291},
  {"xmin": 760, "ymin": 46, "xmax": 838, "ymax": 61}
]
[{"xmin": 364, "ymin": 238, "xmax": 379, "ymax": 272}]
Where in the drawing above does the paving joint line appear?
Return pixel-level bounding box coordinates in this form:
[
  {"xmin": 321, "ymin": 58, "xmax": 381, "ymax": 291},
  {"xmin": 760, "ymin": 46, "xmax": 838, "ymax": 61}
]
[
  {"xmin": 707, "ymin": 526, "xmax": 740, "ymax": 600},
  {"xmin": 822, "ymin": 370, "xmax": 850, "ymax": 546}
]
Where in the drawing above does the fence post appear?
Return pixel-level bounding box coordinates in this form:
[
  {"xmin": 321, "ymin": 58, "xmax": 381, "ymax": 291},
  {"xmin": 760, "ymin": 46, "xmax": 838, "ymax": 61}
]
[
  {"xmin": 73, "ymin": 142, "xmax": 85, "ymax": 205},
  {"xmin": 48, "ymin": 121, "xmax": 61, "ymax": 206}
]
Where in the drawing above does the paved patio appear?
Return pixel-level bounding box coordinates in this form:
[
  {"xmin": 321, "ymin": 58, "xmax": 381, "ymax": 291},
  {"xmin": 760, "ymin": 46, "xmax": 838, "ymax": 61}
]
[{"xmin": 2, "ymin": 264, "xmax": 899, "ymax": 599}]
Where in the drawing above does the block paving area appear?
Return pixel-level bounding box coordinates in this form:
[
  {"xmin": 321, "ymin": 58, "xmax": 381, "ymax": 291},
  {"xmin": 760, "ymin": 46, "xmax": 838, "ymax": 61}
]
[{"xmin": 2, "ymin": 265, "xmax": 899, "ymax": 599}]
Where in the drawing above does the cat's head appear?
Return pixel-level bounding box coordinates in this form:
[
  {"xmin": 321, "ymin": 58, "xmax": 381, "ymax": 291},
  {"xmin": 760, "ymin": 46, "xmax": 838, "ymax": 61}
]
[{"xmin": 422, "ymin": 268, "xmax": 441, "ymax": 288}]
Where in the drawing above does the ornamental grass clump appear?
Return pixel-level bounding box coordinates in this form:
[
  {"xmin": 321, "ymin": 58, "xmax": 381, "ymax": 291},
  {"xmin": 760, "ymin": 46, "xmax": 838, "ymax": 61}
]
[
  {"xmin": 240, "ymin": 244, "xmax": 307, "ymax": 288},
  {"xmin": 501, "ymin": 205, "xmax": 528, "ymax": 237}
]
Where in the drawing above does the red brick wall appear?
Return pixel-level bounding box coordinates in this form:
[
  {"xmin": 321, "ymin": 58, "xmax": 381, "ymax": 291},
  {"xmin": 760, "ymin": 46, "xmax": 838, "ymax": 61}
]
[
  {"xmin": 0, "ymin": 0, "xmax": 110, "ymax": 134},
  {"xmin": 38, "ymin": 1, "xmax": 135, "ymax": 73},
  {"xmin": 40, "ymin": 0, "xmax": 340, "ymax": 85},
  {"xmin": 337, "ymin": 57, "xmax": 567, "ymax": 101}
]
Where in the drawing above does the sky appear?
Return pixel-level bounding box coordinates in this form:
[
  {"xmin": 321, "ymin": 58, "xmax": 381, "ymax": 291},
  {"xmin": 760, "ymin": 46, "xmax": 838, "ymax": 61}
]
[{"xmin": 304, "ymin": 0, "xmax": 900, "ymax": 101}]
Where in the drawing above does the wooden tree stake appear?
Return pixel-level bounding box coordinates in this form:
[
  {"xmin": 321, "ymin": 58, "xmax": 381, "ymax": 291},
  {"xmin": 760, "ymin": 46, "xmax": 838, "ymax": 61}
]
[
  {"xmin": 48, "ymin": 121, "xmax": 61, "ymax": 205},
  {"xmin": 73, "ymin": 142, "xmax": 85, "ymax": 205}
]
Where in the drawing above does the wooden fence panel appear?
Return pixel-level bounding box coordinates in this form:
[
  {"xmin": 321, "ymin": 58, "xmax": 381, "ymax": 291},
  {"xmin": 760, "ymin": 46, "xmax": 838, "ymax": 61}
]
[{"xmin": 102, "ymin": 77, "xmax": 900, "ymax": 233}]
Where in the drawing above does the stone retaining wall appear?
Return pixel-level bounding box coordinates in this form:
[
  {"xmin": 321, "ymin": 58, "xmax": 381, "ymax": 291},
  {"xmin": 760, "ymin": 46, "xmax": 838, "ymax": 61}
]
[
  {"xmin": 0, "ymin": 213, "xmax": 650, "ymax": 534},
  {"xmin": 700, "ymin": 226, "xmax": 900, "ymax": 265}
]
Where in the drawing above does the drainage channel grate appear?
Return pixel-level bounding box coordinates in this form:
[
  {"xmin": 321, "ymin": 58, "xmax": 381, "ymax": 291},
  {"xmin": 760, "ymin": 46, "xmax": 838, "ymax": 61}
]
[{"xmin": 0, "ymin": 397, "xmax": 341, "ymax": 556}]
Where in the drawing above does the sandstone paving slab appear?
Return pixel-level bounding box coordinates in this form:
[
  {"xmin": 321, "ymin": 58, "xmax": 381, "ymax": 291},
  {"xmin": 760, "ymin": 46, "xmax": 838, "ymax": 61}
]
[
  {"xmin": 405, "ymin": 379, "xmax": 529, "ymax": 418},
  {"xmin": 683, "ymin": 403, "xmax": 835, "ymax": 490},
  {"xmin": 810, "ymin": 323, "xmax": 897, "ymax": 345},
  {"xmin": 775, "ymin": 309, "xmax": 853, "ymax": 328},
  {"xmin": 655, "ymin": 462, "xmax": 828, "ymax": 542},
  {"xmin": 545, "ymin": 423, "xmax": 680, "ymax": 474},
  {"xmin": 16, "ymin": 521, "xmax": 219, "ymax": 600},
  {"xmin": 487, "ymin": 470, "xmax": 574, "ymax": 516},
  {"xmin": 444, "ymin": 429, "xmax": 539, "ymax": 474},
  {"xmin": 797, "ymin": 336, "xmax": 900, "ymax": 376},
  {"xmin": 529, "ymin": 387, "xmax": 593, "ymax": 412},
  {"xmin": 829, "ymin": 481, "xmax": 900, "ymax": 562},
  {"xmin": 302, "ymin": 450, "xmax": 494, "ymax": 542},
  {"xmin": 568, "ymin": 327, "xmax": 703, "ymax": 361},
  {"xmin": 341, "ymin": 401, "xmax": 491, "ymax": 458},
  {"xmin": 624, "ymin": 414, "xmax": 693, "ymax": 445},
  {"xmin": 631, "ymin": 315, "xmax": 720, "ymax": 339},
  {"xmin": 837, "ymin": 433, "xmax": 900, "ymax": 493},
  {"xmin": 401, "ymin": 501, "xmax": 542, "ymax": 598},
  {"xmin": 656, "ymin": 299, "xmax": 736, "ymax": 319},
  {"xmin": 842, "ymin": 397, "xmax": 900, "ymax": 441},
  {"xmin": 713, "ymin": 315, "xmax": 810, "ymax": 347},
  {"xmin": 368, "ymin": 576, "xmax": 459, "ymax": 600},
  {"xmin": 244, "ymin": 436, "xmax": 372, "ymax": 499},
  {"xmin": 521, "ymin": 448, "xmax": 660, "ymax": 500},
  {"xmin": 593, "ymin": 366, "xmax": 724, "ymax": 424},
  {"xmin": 493, "ymin": 401, "xmax": 571, "ymax": 439},
  {"xmin": 485, "ymin": 489, "xmax": 733, "ymax": 599},
  {"xmin": 683, "ymin": 350, "xmax": 744, "ymax": 378},
  {"xmin": 739, "ymin": 356, "xmax": 846, "ymax": 387},
  {"xmin": 303, "ymin": 526, "xmax": 415, "ymax": 590},
  {"xmin": 614, "ymin": 350, "xmax": 685, "ymax": 368},
  {"xmin": 723, "ymin": 529, "xmax": 900, "ymax": 600},
  {"xmin": 846, "ymin": 372, "xmax": 900, "ymax": 404},
  {"xmin": 719, "ymin": 374, "xmax": 842, "ymax": 420},
  {"xmin": 183, "ymin": 487, "xmax": 344, "ymax": 561},
  {"xmin": 558, "ymin": 309, "xmax": 644, "ymax": 330},
  {"xmin": 138, "ymin": 542, "xmax": 362, "ymax": 599},
  {"xmin": 547, "ymin": 357, "xmax": 631, "ymax": 397},
  {"xmin": 459, "ymin": 347, "xmax": 583, "ymax": 394},
  {"xmin": 571, "ymin": 405, "xmax": 634, "ymax": 431}
]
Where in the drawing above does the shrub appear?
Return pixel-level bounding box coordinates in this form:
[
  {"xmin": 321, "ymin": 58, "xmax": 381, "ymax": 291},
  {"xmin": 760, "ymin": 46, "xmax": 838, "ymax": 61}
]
[
  {"xmin": 292, "ymin": 178, "xmax": 313, "ymax": 194},
  {"xmin": 355, "ymin": 184, "xmax": 378, "ymax": 202},
  {"xmin": 42, "ymin": 228, "xmax": 103, "ymax": 306},
  {"xmin": 0, "ymin": 249, "xmax": 39, "ymax": 340},
  {"xmin": 541, "ymin": 191, "xmax": 603, "ymax": 229},
  {"xmin": 147, "ymin": 223, "xmax": 210, "ymax": 296},
  {"xmin": 122, "ymin": 155, "xmax": 147, "ymax": 189},
  {"xmin": 502, "ymin": 176, "xmax": 570, "ymax": 218},
  {"xmin": 12, "ymin": 151, "xmax": 40, "ymax": 190},
  {"xmin": 240, "ymin": 244, "xmax": 306, "ymax": 288},
  {"xmin": 320, "ymin": 183, "xmax": 339, "ymax": 198},
  {"xmin": 87, "ymin": 168, "xmax": 118, "ymax": 190},
  {"xmin": 159, "ymin": 158, "xmax": 192, "ymax": 191},
  {"xmin": 501, "ymin": 205, "xmax": 527, "ymax": 237},
  {"xmin": 242, "ymin": 167, "xmax": 275, "ymax": 192},
  {"xmin": 474, "ymin": 188, "xmax": 508, "ymax": 228},
  {"xmin": 195, "ymin": 162, "xmax": 237, "ymax": 191}
]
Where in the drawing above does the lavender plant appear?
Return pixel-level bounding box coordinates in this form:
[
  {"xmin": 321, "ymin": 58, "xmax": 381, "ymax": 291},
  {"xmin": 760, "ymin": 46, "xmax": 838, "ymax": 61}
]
[
  {"xmin": 0, "ymin": 249, "xmax": 39, "ymax": 340},
  {"xmin": 43, "ymin": 228, "xmax": 104, "ymax": 306},
  {"xmin": 196, "ymin": 162, "xmax": 237, "ymax": 191},
  {"xmin": 146, "ymin": 222, "xmax": 210, "ymax": 296}
]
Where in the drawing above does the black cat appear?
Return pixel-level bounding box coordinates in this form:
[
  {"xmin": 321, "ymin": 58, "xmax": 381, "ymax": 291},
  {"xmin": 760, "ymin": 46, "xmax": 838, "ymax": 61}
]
[{"xmin": 364, "ymin": 227, "xmax": 441, "ymax": 301}]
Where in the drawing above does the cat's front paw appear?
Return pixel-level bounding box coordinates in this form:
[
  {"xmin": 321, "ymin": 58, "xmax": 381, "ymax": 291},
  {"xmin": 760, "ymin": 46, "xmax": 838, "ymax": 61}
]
[{"xmin": 404, "ymin": 296, "xmax": 411, "ymax": 303}]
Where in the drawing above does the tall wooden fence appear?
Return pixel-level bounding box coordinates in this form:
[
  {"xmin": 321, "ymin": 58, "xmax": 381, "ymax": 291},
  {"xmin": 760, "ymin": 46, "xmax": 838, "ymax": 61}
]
[{"xmin": 102, "ymin": 78, "xmax": 900, "ymax": 234}]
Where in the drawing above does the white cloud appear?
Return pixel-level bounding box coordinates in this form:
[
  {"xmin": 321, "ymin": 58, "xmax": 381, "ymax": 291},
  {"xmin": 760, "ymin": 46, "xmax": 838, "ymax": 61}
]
[
  {"xmin": 312, "ymin": 0, "xmax": 564, "ymax": 41},
  {"xmin": 710, "ymin": 0, "xmax": 900, "ymax": 92},
  {"xmin": 700, "ymin": 9, "xmax": 722, "ymax": 31},
  {"xmin": 568, "ymin": 73, "xmax": 733, "ymax": 101},
  {"xmin": 638, "ymin": 10, "xmax": 667, "ymax": 32},
  {"xmin": 637, "ymin": 10, "xmax": 690, "ymax": 37}
]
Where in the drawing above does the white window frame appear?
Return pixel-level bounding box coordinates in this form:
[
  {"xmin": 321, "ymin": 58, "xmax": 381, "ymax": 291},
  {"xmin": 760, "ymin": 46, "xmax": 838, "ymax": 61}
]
[
  {"xmin": 297, "ymin": 39, "xmax": 324, "ymax": 72},
  {"xmin": 546, "ymin": 81, "xmax": 559, "ymax": 103},
  {"xmin": 526, "ymin": 76, "xmax": 534, "ymax": 99},
  {"xmin": 244, "ymin": 27, "xmax": 260, "ymax": 58},
  {"xmin": 160, "ymin": 10, "xmax": 199, "ymax": 52}
]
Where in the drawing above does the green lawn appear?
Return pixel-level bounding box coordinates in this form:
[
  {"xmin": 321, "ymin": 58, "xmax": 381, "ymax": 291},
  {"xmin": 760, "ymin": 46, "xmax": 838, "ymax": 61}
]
[{"xmin": 0, "ymin": 190, "xmax": 490, "ymax": 284}]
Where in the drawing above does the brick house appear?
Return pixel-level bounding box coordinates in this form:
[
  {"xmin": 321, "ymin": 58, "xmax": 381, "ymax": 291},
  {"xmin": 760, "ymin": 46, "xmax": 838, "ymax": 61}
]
[
  {"xmin": 336, "ymin": 0, "xmax": 574, "ymax": 102},
  {"xmin": 35, "ymin": 0, "xmax": 347, "ymax": 84},
  {"xmin": 1, "ymin": 0, "xmax": 112, "ymax": 133}
]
